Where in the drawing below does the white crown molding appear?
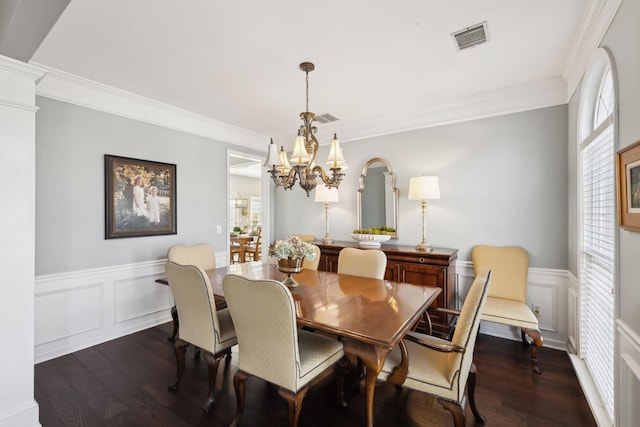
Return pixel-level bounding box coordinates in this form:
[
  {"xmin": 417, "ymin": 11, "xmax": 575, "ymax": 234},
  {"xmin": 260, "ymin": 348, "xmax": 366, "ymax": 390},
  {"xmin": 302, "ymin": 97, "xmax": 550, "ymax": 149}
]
[
  {"xmin": 314, "ymin": 77, "xmax": 568, "ymax": 144},
  {"xmin": 0, "ymin": 55, "xmax": 46, "ymax": 81},
  {"xmin": 32, "ymin": 63, "xmax": 269, "ymax": 151},
  {"xmin": 563, "ymin": 0, "xmax": 623, "ymax": 100}
]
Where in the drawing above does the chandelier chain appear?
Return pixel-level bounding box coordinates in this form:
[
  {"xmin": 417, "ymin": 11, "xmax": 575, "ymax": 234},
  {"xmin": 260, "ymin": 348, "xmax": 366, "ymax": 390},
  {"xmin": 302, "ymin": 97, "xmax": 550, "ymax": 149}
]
[{"xmin": 305, "ymin": 70, "xmax": 309, "ymax": 113}]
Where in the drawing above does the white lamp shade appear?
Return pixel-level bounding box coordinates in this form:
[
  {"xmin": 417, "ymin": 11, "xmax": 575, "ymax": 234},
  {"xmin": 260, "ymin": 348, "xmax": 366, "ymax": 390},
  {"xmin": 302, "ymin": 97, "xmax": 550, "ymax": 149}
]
[
  {"xmin": 326, "ymin": 134, "xmax": 346, "ymax": 168},
  {"xmin": 278, "ymin": 146, "xmax": 291, "ymax": 172},
  {"xmin": 408, "ymin": 176, "xmax": 440, "ymax": 200},
  {"xmin": 290, "ymin": 134, "xmax": 310, "ymax": 164},
  {"xmin": 315, "ymin": 185, "xmax": 339, "ymax": 203},
  {"xmin": 263, "ymin": 139, "xmax": 282, "ymax": 167}
]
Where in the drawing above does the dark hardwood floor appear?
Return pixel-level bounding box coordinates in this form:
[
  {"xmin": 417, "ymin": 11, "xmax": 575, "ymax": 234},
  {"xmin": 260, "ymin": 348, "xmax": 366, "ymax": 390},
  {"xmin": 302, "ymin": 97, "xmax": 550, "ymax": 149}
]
[{"xmin": 35, "ymin": 322, "xmax": 596, "ymax": 426}]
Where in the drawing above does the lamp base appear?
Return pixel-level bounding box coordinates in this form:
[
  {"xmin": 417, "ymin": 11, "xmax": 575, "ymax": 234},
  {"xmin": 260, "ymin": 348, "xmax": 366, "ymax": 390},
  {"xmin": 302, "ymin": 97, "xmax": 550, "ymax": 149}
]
[
  {"xmin": 321, "ymin": 236, "xmax": 334, "ymax": 244},
  {"xmin": 416, "ymin": 242, "xmax": 434, "ymax": 252}
]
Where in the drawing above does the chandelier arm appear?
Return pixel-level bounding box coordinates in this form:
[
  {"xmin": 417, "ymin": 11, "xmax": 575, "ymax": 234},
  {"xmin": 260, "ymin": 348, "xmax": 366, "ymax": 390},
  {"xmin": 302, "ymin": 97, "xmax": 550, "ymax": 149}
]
[{"xmin": 312, "ymin": 165, "xmax": 344, "ymax": 189}]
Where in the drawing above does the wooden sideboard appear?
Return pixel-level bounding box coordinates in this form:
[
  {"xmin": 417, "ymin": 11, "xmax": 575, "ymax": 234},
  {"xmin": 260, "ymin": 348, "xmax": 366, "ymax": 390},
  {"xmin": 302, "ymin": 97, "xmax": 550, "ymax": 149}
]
[{"xmin": 313, "ymin": 240, "xmax": 458, "ymax": 334}]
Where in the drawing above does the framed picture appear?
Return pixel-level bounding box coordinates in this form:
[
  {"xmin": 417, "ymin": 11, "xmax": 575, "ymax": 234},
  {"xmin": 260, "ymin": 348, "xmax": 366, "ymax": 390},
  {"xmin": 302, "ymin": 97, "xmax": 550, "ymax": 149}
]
[
  {"xmin": 105, "ymin": 155, "xmax": 177, "ymax": 239},
  {"xmin": 616, "ymin": 140, "xmax": 640, "ymax": 232}
]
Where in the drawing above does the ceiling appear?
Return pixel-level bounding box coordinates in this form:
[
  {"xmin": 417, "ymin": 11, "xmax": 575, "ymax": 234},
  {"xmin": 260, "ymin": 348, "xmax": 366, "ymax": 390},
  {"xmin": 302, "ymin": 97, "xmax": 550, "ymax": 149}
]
[{"xmin": 19, "ymin": 1, "xmax": 591, "ymax": 147}]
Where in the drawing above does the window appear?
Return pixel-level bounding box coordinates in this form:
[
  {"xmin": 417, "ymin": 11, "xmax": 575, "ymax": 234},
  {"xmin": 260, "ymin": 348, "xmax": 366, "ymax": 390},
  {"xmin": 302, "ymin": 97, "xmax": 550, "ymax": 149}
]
[{"xmin": 578, "ymin": 48, "xmax": 616, "ymax": 422}]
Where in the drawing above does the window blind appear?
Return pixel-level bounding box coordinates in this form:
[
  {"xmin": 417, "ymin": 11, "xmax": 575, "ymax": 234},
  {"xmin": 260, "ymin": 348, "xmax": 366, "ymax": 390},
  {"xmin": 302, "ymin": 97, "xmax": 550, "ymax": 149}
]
[{"xmin": 580, "ymin": 123, "xmax": 615, "ymax": 419}]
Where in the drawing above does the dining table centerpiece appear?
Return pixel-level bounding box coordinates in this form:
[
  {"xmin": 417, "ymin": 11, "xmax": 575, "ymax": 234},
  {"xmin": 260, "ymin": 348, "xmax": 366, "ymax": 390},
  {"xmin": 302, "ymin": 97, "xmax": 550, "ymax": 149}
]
[{"xmin": 268, "ymin": 235, "xmax": 316, "ymax": 287}]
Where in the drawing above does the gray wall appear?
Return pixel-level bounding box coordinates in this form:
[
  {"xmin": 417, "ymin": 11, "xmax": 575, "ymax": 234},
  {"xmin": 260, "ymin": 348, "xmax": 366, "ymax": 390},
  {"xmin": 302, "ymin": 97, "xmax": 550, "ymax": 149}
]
[
  {"xmin": 35, "ymin": 97, "xmax": 261, "ymax": 275},
  {"xmin": 600, "ymin": 0, "xmax": 640, "ymax": 333},
  {"xmin": 275, "ymin": 105, "xmax": 568, "ymax": 268}
]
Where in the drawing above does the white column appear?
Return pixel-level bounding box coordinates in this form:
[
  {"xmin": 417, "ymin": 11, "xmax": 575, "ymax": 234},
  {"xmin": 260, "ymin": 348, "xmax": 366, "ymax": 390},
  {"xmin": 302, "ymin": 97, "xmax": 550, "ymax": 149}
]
[{"xmin": 0, "ymin": 55, "xmax": 45, "ymax": 427}]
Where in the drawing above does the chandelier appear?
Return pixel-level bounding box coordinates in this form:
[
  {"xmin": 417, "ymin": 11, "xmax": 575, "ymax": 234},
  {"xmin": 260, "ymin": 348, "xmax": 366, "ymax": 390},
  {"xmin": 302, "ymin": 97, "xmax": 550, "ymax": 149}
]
[{"xmin": 264, "ymin": 62, "xmax": 347, "ymax": 196}]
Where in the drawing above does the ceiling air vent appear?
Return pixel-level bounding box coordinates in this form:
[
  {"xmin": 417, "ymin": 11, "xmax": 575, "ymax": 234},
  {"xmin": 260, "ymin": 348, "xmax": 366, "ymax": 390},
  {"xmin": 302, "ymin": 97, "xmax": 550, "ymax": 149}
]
[
  {"xmin": 315, "ymin": 113, "xmax": 339, "ymax": 124},
  {"xmin": 452, "ymin": 22, "xmax": 488, "ymax": 50}
]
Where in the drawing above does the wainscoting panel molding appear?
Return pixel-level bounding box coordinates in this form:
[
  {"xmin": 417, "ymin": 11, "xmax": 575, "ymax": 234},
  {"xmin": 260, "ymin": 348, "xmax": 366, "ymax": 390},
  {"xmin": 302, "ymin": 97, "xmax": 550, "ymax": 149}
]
[
  {"xmin": 456, "ymin": 261, "xmax": 569, "ymax": 350},
  {"xmin": 618, "ymin": 320, "xmax": 640, "ymax": 427},
  {"xmin": 35, "ymin": 260, "xmax": 171, "ymax": 363}
]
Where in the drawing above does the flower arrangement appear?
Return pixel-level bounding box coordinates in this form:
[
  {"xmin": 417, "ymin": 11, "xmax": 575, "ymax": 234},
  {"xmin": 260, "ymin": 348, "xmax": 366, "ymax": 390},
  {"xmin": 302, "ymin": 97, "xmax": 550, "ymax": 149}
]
[{"xmin": 269, "ymin": 235, "xmax": 316, "ymax": 261}]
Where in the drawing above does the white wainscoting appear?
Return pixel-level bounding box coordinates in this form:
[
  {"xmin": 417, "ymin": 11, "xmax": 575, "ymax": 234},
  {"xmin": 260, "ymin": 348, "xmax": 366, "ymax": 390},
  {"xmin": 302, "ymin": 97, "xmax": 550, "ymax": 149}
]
[
  {"xmin": 618, "ymin": 320, "xmax": 640, "ymax": 427},
  {"xmin": 34, "ymin": 253, "xmax": 226, "ymax": 363},
  {"xmin": 456, "ymin": 261, "xmax": 569, "ymax": 350}
]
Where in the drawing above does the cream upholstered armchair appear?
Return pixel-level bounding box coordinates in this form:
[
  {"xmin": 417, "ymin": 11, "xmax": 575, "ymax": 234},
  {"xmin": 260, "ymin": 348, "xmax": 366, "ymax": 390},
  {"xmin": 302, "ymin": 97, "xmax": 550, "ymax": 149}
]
[
  {"xmin": 337, "ymin": 247, "xmax": 387, "ymax": 279},
  {"xmin": 378, "ymin": 270, "xmax": 492, "ymax": 427},
  {"xmin": 302, "ymin": 244, "xmax": 321, "ymax": 270},
  {"xmin": 164, "ymin": 261, "xmax": 237, "ymax": 413},
  {"xmin": 472, "ymin": 245, "xmax": 544, "ymax": 373},
  {"xmin": 222, "ymin": 274, "xmax": 344, "ymax": 427}
]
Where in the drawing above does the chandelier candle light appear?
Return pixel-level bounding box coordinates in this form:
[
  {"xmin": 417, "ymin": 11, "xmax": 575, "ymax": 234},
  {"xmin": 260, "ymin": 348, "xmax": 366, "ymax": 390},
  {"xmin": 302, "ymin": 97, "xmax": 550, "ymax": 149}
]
[
  {"xmin": 408, "ymin": 176, "xmax": 440, "ymax": 251},
  {"xmin": 315, "ymin": 185, "xmax": 339, "ymax": 244},
  {"xmin": 264, "ymin": 62, "xmax": 347, "ymax": 196}
]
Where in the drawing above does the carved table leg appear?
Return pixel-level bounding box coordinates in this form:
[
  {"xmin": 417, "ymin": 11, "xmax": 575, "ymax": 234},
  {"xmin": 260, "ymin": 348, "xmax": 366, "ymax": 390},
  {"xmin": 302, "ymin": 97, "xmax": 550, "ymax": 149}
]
[{"xmin": 342, "ymin": 338, "xmax": 390, "ymax": 427}]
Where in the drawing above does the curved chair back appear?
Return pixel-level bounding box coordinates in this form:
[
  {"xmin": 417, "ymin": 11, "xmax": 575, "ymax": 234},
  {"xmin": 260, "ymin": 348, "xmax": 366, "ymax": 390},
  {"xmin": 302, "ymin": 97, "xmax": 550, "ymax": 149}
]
[
  {"xmin": 223, "ymin": 274, "xmax": 301, "ymax": 391},
  {"xmin": 447, "ymin": 269, "xmax": 491, "ymax": 401},
  {"xmin": 167, "ymin": 243, "xmax": 216, "ymax": 270},
  {"xmin": 164, "ymin": 261, "xmax": 226, "ymax": 353},
  {"xmin": 472, "ymin": 245, "xmax": 528, "ymax": 303},
  {"xmin": 292, "ymin": 234, "xmax": 315, "ymax": 242},
  {"xmin": 302, "ymin": 244, "xmax": 321, "ymax": 270},
  {"xmin": 337, "ymin": 247, "xmax": 387, "ymax": 279}
]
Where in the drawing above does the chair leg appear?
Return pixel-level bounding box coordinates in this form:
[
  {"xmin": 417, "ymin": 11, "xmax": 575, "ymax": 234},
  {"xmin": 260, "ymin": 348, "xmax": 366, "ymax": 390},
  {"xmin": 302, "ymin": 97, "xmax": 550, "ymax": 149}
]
[
  {"xmin": 437, "ymin": 398, "xmax": 466, "ymax": 427},
  {"xmin": 467, "ymin": 362, "xmax": 485, "ymax": 423},
  {"xmin": 229, "ymin": 370, "xmax": 250, "ymax": 427},
  {"xmin": 168, "ymin": 338, "xmax": 188, "ymax": 391},
  {"xmin": 523, "ymin": 328, "xmax": 544, "ymax": 374},
  {"xmin": 168, "ymin": 305, "xmax": 179, "ymax": 341},
  {"xmin": 202, "ymin": 351, "xmax": 225, "ymax": 413},
  {"xmin": 278, "ymin": 386, "xmax": 308, "ymax": 427}
]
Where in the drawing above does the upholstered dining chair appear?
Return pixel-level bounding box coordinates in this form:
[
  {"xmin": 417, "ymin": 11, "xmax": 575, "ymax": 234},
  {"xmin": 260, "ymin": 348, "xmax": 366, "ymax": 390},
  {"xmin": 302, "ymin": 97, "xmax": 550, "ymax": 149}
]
[
  {"xmin": 292, "ymin": 234, "xmax": 315, "ymax": 242},
  {"xmin": 166, "ymin": 243, "xmax": 220, "ymax": 341},
  {"xmin": 302, "ymin": 244, "xmax": 321, "ymax": 270},
  {"xmin": 378, "ymin": 270, "xmax": 492, "ymax": 427},
  {"xmin": 472, "ymin": 245, "xmax": 544, "ymax": 373},
  {"xmin": 164, "ymin": 261, "xmax": 237, "ymax": 413},
  {"xmin": 222, "ymin": 274, "xmax": 344, "ymax": 427},
  {"xmin": 167, "ymin": 243, "xmax": 216, "ymax": 270},
  {"xmin": 337, "ymin": 247, "xmax": 387, "ymax": 279}
]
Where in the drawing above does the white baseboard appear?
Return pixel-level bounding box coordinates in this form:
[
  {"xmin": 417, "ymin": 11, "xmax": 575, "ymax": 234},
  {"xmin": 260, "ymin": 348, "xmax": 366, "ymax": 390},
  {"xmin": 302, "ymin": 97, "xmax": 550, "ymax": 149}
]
[{"xmin": 0, "ymin": 400, "xmax": 40, "ymax": 427}]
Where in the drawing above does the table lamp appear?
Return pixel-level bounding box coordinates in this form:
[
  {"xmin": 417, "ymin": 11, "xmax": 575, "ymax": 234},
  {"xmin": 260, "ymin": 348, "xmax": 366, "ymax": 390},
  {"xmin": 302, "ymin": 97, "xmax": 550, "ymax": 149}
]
[
  {"xmin": 408, "ymin": 175, "xmax": 440, "ymax": 251},
  {"xmin": 315, "ymin": 185, "xmax": 339, "ymax": 244}
]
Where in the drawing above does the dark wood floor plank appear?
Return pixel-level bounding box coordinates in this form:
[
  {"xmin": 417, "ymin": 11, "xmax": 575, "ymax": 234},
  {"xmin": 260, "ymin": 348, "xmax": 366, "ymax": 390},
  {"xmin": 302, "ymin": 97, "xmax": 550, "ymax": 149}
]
[{"xmin": 36, "ymin": 323, "xmax": 596, "ymax": 427}]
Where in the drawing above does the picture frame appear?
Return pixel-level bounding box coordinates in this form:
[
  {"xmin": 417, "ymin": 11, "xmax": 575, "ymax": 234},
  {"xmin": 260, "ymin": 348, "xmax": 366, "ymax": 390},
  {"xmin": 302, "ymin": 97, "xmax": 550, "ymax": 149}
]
[
  {"xmin": 616, "ymin": 140, "xmax": 640, "ymax": 232},
  {"xmin": 105, "ymin": 155, "xmax": 177, "ymax": 239}
]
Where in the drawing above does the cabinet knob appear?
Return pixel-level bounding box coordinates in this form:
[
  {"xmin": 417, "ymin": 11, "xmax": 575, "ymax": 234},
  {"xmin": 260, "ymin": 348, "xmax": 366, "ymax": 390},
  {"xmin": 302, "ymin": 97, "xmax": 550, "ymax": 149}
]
[{"xmin": 419, "ymin": 257, "xmax": 425, "ymax": 263}]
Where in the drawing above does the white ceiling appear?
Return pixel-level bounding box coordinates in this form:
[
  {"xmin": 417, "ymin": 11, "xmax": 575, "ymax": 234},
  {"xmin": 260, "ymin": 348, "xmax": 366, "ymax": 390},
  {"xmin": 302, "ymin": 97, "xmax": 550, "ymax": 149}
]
[{"xmin": 30, "ymin": 0, "xmax": 590, "ymax": 147}]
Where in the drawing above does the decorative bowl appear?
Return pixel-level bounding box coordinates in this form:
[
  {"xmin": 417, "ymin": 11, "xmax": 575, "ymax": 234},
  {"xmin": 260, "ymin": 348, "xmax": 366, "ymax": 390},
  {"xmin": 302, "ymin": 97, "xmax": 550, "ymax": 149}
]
[{"xmin": 350, "ymin": 233, "xmax": 391, "ymax": 248}]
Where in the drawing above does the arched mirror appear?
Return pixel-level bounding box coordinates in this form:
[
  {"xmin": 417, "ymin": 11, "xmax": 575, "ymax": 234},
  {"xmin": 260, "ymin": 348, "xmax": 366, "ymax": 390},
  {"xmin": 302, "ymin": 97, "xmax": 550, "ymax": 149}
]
[{"xmin": 356, "ymin": 158, "xmax": 398, "ymax": 238}]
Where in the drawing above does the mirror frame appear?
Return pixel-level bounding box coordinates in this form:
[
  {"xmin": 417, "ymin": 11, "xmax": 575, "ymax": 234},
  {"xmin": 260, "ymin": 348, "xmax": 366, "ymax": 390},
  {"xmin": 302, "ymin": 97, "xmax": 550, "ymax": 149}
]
[{"xmin": 356, "ymin": 157, "xmax": 398, "ymax": 238}]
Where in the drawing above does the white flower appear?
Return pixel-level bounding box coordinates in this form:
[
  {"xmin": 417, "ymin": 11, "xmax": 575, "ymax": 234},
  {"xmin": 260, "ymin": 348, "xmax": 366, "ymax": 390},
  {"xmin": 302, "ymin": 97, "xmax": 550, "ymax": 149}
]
[{"xmin": 268, "ymin": 236, "xmax": 316, "ymax": 261}]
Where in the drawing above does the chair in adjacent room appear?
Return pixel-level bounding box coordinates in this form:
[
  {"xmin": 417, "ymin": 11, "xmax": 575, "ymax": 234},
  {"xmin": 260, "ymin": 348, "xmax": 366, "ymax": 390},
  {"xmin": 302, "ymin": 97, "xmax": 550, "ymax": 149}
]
[
  {"xmin": 222, "ymin": 274, "xmax": 344, "ymax": 427},
  {"xmin": 472, "ymin": 245, "xmax": 544, "ymax": 373},
  {"xmin": 244, "ymin": 229, "xmax": 262, "ymax": 261},
  {"xmin": 229, "ymin": 242, "xmax": 241, "ymax": 264},
  {"xmin": 302, "ymin": 244, "xmax": 321, "ymax": 270},
  {"xmin": 378, "ymin": 270, "xmax": 492, "ymax": 427},
  {"xmin": 164, "ymin": 261, "xmax": 237, "ymax": 413},
  {"xmin": 337, "ymin": 247, "xmax": 387, "ymax": 279}
]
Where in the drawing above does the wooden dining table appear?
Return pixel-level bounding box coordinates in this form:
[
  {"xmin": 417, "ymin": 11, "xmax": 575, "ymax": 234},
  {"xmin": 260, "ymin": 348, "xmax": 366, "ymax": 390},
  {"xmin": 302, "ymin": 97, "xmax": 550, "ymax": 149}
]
[{"xmin": 199, "ymin": 262, "xmax": 441, "ymax": 427}]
